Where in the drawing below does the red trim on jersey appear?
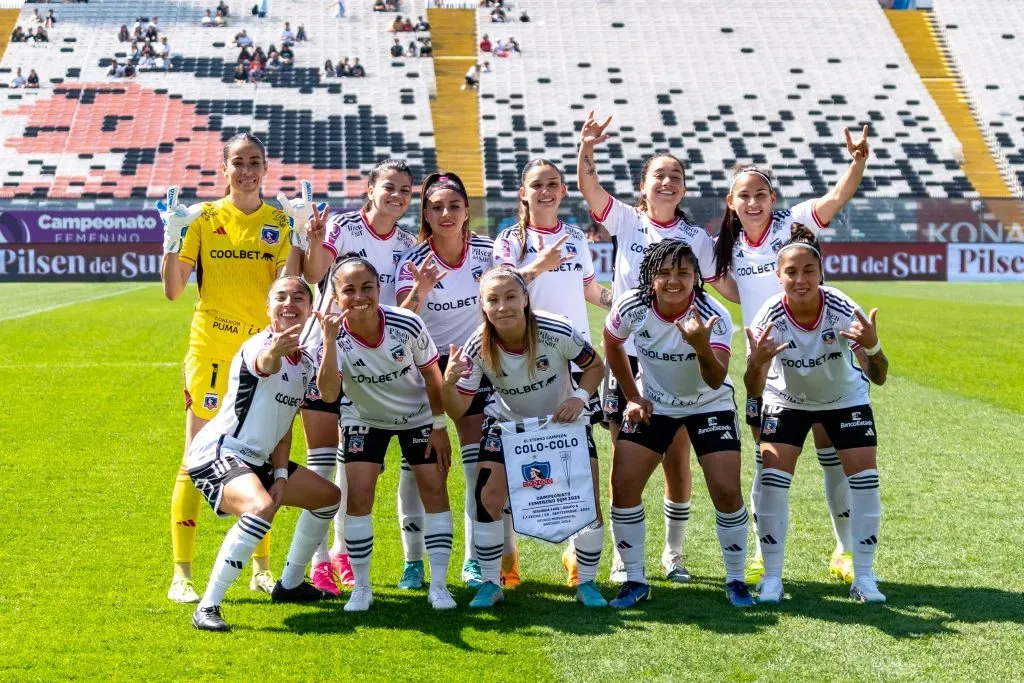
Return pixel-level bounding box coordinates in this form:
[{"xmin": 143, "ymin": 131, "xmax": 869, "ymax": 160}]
[
  {"xmin": 710, "ymin": 342, "xmax": 732, "ymax": 355},
  {"xmin": 416, "ymin": 353, "xmax": 440, "ymax": 369},
  {"xmin": 526, "ymin": 221, "xmax": 562, "ymax": 235},
  {"xmin": 647, "ymin": 213, "xmax": 681, "ymax": 230},
  {"xmin": 704, "ymin": 272, "xmax": 722, "ymax": 283},
  {"xmin": 395, "ymin": 287, "xmax": 413, "ymax": 301},
  {"xmin": 343, "ymin": 307, "xmax": 386, "ymax": 348},
  {"xmin": 583, "ymin": 273, "xmax": 596, "ymax": 284},
  {"xmin": 782, "ymin": 290, "xmax": 825, "ymax": 331},
  {"xmin": 455, "ymin": 383, "xmax": 478, "ymax": 396},
  {"xmin": 286, "ymin": 350, "xmax": 301, "ymax": 366},
  {"xmin": 604, "ymin": 323, "xmax": 629, "ymax": 341},
  {"xmin": 652, "ymin": 292, "xmax": 695, "ymax": 324},
  {"xmin": 591, "ymin": 196, "xmax": 613, "ymax": 223},
  {"xmin": 741, "ymin": 217, "xmax": 773, "ymax": 249},
  {"xmin": 810, "ymin": 201, "xmax": 830, "ymax": 229},
  {"xmin": 496, "ymin": 337, "xmax": 526, "ymax": 355},
  {"xmin": 364, "ymin": 209, "xmax": 396, "ymax": 241},
  {"xmin": 321, "ymin": 240, "xmax": 338, "ymax": 257},
  {"xmin": 429, "ymin": 236, "xmax": 469, "ymax": 269}
]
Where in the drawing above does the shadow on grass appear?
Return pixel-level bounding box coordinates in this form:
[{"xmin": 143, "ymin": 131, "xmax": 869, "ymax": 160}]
[{"xmin": 253, "ymin": 578, "xmax": 1024, "ymax": 649}]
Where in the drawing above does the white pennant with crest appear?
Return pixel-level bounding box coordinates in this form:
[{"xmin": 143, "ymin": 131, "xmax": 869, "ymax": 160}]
[{"xmin": 499, "ymin": 416, "xmax": 597, "ymax": 543}]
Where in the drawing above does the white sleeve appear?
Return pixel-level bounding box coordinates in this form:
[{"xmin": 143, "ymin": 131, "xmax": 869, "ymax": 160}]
[
  {"xmin": 694, "ymin": 232, "xmax": 719, "ymax": 283},
  {"xmin": 560, "ymin": 325, "xmax": 599, "ymax": 369},
  {"xmin": 412, "ymin": 319, "xmax": 440, "ymax": 368},
  {"xmin": 604, "ymin": 296, "xmax": 632, "ymax": 340},
  {"xmin": 243, "ymin": 336, "xmax": 274, "ymax": 378},
  {"xmin": 493, "ymin": 229, "xmax": 524, "ymax": 267},
  {"xmin": 455, "ymin": 344, "xmax": 484, "ymax": 396},
  {"xmin": 588, "ymin": 195, "xmax": 634, "ymax": 238},
  {"xmin": 788, "ymin": 199, "xmax": 829, "ymax": 231},
  {"xmin": 580, "ymin": 237, "xmax": 597, "ymax": 284},
  {"xmin": 395, "ymin": 256, "xmax": 415, "ymax": 300},
  {"xmin": 322, "ymin": 216, "xmax": 346, "ymax": 257},
  {"xmin": 707, "ymin": 302, "xmax": 733, "ymax": 354}
]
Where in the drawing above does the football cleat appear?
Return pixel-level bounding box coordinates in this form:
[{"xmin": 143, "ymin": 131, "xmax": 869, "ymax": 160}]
[
  {"xmin": 609, "ymin": 581, "xmax": 651, "ymax": 608},
  {"xmin": 850, "ymin": 574, "xmax": 886, "ymax": 603},
  {"xmin": 271, "ymin": 579, "xmax": 334, "ymax": 603},
  {"xmin": 331, "ymin": 552, "xmax": 355, "ymax": 587},
  {"xmin": 312, "ymin": 562, "xmax": 341, "ymax": 597},
  {"xmin": 500, "ymin": 552, "xmax": 521, "ymax": 589},
  {"xmin": 757, "ymin": 576, "xmax": 785, "ymax": 604},
  {"xmin": 168, "ymin": 577, "xmax": 200, "ymax": 604},
  {"xmin": 344, "ymin": 586, "xmax": 374, "ymax": 612},
  {"xmin": 745, "ymin": 555, "xmax": 765, "ymax": 587},
  {"xmin": 561, "ymin": 545, "xmax": 579, "ymax": 588},
  {"xmin": 576, "ymin": 580, "xmax": 608, "ymax": 608},
  {"xmin": 469, "ymin": 581, "xmax": 504, "ymax": 609},
  {"xmin": 397, "ymin": 560, "xmax": 425, "ymax": 590},
  {"xmin": 427, "ymin": 585, "xmax": 458, "ymax": 610},
  {"xmin": 461, "ymin": 559, "xmax": 484, "ymax": 588},
  {"xmin": 249, "ymin": 569, "xmax": 276, "ymax": 594},
  {"xmin": 608, "ymin": 553, "xmax": 627, "ymax": 583},
  {"xmin": 829, "ymin": 551, "xmax": 855, "ymax": 584},
  {"xmin": 192, "ymin": 605, "xmax": 230, "ymax": 632},
  {"xmin": 661, "ymin": 551, "xmax": 692, "ymax": 584},
  {"xmin": 726, "ymin": 580, "xmax": 755, "ymax": 607}
]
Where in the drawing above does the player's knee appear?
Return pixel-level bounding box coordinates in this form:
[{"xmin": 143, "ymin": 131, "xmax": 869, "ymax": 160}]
[
  {"xmin": 322, "ymin": 481, "xmax": 342, "ymax": 507},
  {"xmin": 474, "ymin": 468, "xmax": 502, "ymax": 522},
  {"xmin": 243, "ymin": 492, "xmax": 277, "ymax": 520}
]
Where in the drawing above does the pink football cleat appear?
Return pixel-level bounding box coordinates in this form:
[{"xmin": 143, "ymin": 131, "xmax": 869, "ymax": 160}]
[
  {"xmin": 311, "ymin": 562, "xmax": 340, "ymax": 597},
  {"xmin": 331, "ymin": 552, "xmax": 355, "ymax": 587}
]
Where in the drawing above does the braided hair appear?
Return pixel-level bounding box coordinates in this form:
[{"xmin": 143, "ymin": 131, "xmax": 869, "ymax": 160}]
[{"xmin": 635, "ymin": 239, "xmax": 707, "ymax": 309}]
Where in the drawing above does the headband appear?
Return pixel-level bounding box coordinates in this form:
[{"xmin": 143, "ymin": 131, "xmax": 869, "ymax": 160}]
[
  {"xmin": 729, "ymin": 169, "xmax": 774, "ymax": 193},
  {"xmin": 424, "ymin": 176, "xmax": 469, "ymax": 204},
  {"xmin": 776, "ymin": 242, "xmax": 820, "ymax": 260},
  {"xmin": 480, "ymin": 265, "xmax": 527, "ymax": 289}
]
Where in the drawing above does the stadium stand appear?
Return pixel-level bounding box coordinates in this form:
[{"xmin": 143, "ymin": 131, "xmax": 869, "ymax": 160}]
[
  {"xmin": 0, "ymin": 0, "xmax": 437, "ymax": 200},
  {"xmin": 475, "ymin": 0, "xmax": 975, "ymax": 201}
]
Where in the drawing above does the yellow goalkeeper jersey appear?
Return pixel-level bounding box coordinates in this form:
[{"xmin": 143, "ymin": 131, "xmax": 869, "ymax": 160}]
[{"xmin": 179, "ymin": 198, "xmax": 292, "ymax": 358}]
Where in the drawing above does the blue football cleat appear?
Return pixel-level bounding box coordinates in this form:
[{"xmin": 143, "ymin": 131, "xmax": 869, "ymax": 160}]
[
  {"xmin": 609, "ymin": 581, "xmax": 651, "ymax": 608},
  {"xmin": 726, "ymin": 580, "xmax": 755, "ymax": 607}
]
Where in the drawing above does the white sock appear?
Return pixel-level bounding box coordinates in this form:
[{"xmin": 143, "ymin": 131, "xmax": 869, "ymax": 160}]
[
  {"xmin": 424, "ymin": 511, "xmax": 453, "ymax": 588},
  {"xmin": 757, "ymin": 469, "xmax": 792, "ymax": 580},
  {"xmin": 282, "ymin": 503, "xmax": 339, "ymax": 589},
  {"xmin": 573, "ymin": 523, "xmax": 604, "ymax": 584},
  {"xmin": 848, "ymin": 469, "xmax": 881, "ymax": 578},
  {"xmin": 345, "ymin": 514, "xmax": 373, "ymax": 589},
  {"xmin": 663, "ymin": 497, "xmax": 690, "ymax": 558},
  {"xmin": 398, "ymin": 456, "xmax": 425, "ymax": 562},
  {"xmin": 199, "ymin": 513, "xmax": 271, "ymax": 608},
  {"xmin": 306, "ymin": 447, "xmax": 336, "ymax": 565},
  {"xmin": 751, "ymin": 444, "xmax": 762, "ymax": 559},
  {"xmin": 715, "ymin": 505, "xmax": 749, "ymax": 584},
  {"xmin": 502, "ymin": 502, "xmax": 517, "ymax": 556},
  {"xmin": 461, "ymin": 445, "xmax": 479, "ymax": 563},
  {"xmin": 611, "ymin": 504, "xmax": 646, "ymax": 584},
  {"xmin": 817, "ymin": 447, "xmax": 852, "ymax": 554},
  {"xmin": 474, "ymin": 520, "xmax": 503, "ymax": 585},
  {"xmin": 330, "ymin": 445, "xmax": 348, "ymax": 555}
]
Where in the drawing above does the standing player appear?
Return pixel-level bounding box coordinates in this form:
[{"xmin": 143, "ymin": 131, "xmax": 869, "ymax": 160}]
[
  {"xmin": 294, "ymin": 160, "xmax": 422, "ymax": 595},
  {"xmin": 160, "ymin": 133, "xmax": 302, "ymax": 603},
  {"xmin": 328, "ymin": 255, "xmax": 455, "ymax": 612},
  {"xmin": 442, "ymin": 268, "xmax": 608, "ymax": 609},
  {"xmin": 605, "ymin": 240, "xmax": 752, "ymax": 608},
  {"xmin": 711, "ymin": 126, "xmax": 870, "ymax": 585},
  {"xmin": 492, "ymin": 158, "xmax": 613, "ymax": 588},
  {"xmin": 396, "ymin": 171, "xmax": 494, "ymax": 588},
  {"xmin": 188, "ymin": 276, "xmax": 342, "ymax": 632},
  {"xmin": 744, "ymin": 226, "xmax": 888, "ymax": 604},
  {"xmin": 577, "ymin": 112, "xmax": 737, "ymax": 584}
]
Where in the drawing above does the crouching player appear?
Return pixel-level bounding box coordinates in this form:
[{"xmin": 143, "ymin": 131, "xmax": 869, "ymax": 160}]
[
  {"xmin": 745, "ymin": 226, "xmax": 889, "ymax": 604},
  {"xmin": 604, "ymin": 240, "xmax": 753, "ymax": 608},
  {"xmin": 187, "ymin": 276, "xmax": 343, "ymax": 631}
]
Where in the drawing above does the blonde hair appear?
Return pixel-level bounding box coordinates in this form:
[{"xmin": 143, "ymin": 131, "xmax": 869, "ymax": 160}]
[{"xmin": 479, "ymin": 268, "xmax": 540, "ymax": 377}]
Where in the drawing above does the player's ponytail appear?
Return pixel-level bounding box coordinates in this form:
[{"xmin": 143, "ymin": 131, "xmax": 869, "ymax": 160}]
[
  {"xmin": 515, "ymin": 158, "xmax": 562, "ymax": 264},
  {"xmin": 418, "ymin": 170, "xmax": 470, "ymax": 243},
  {"xmin": 714, "ymin": 164, "xmax": 778, "ymax": 281},
  {"xmin": 363, "ymin": 158, "xmax": 414, "ymax": 213},
  {"xmin": 635, "ymin": 152, "xmax": 691, "ymax": 222},
  {"xmin": 478, "ymin": 267, "xmax": 540, "ymax": 377},
  {"xmin": 636, "ymin": 239, "xmax": 707, "ymax": 309}
]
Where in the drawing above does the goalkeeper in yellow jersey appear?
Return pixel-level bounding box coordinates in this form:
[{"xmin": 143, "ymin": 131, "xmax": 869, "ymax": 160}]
[{"xmin": 159, "ymin": 133, "xmax": 312, "ymax": 603}]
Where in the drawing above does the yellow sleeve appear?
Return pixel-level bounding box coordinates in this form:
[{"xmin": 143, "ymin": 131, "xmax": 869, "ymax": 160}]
[{"xmin": 179, "ymin": 210, "xmax": 207, "ymax": 266}]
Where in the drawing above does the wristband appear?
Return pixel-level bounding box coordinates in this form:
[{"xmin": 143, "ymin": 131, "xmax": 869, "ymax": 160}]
[
  {"xmin": 572, "ymin": 387, "xmax": 591, "ymax": 402},
  {"xmin": 274, "ymin": 467, "xmax": 289, "ymax": 481},
  {"xmin": 864, "ymin": 340, "xmax": 882, "ymax": 357},
  {"xmin": 432, "ymin": 414, "xmax": 447, "ymax": 430}
]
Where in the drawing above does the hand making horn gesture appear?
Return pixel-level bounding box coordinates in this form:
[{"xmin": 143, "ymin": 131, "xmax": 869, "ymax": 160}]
[
  {"xmin": 744, "ymin": 321, "xmax": 790, "ymax": 369},
  {"xmin": 407, "ymin": 253, "xmax": 448, "ymax": 292},
  {"xmin": 580, "ymin": 110, "xmax": 613, "ymax": 148},
  {"xmin": 840, "ymin": 308, "xmax": 880, "ymax": 350},
  {"xmin": 443, "ymin": 344, "xmax": 472, "ymax": 386},
  {"xmin": 675, "ymin": 304, "xmax": 720, "ymax": 351},
  {"xmin": 533, "ymin": 233, "xmax": 574, "ymax": 273},
  {"xmin": 314, "ymin": 308, "xmax": 346, "ymax": 343},
  {"xmin": 844, "ymin": 125, "xmax": 870, "ymax": 163}
]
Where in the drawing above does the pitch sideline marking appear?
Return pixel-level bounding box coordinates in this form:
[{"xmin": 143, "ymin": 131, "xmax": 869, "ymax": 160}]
[{"xmin": 0, "ymin": 284, "xmax": 149, "ymax": 322}]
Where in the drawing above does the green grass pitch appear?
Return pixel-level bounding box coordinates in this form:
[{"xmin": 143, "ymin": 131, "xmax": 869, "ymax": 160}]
[{"xmin": 0, "ymin": 281, "xmax": 1022, "ymax": 681}]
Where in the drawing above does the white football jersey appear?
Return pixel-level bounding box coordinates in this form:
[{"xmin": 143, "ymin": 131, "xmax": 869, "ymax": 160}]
[
  {"xmin": 336, "ymin": 305, "xmax": 440, "ymax": 428},
  {"xmin": 457, "ymin": 311, "xmax": 598, "ymax": 422},
  {"xmin": 731, "ymin": 199, "xmax": 828, "ymax": 331},
  {"xmin": 492, "ymin": 221, "xmax": 596, "ymax": 341},
  {"xmin": 591, "ymin": 196, "xmax": 716, "ymax": 354},
  {"xmin": 751, "ymin": 287, "xmax": 870, "ymax": 411},
  {"xmin": 395, "ymin": 235, "xmax": 493, "ymax": 350},
  {"xmin": 189, "ymin": 330, "xmax": 317, "ymax": 467},
  {"xmin": 606, "ymin": 289, "xmax": 735, "ymax": 417}
]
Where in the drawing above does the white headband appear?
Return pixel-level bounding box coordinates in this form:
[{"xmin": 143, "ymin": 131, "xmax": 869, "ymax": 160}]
[
  {"xmin": 729, "ymin": 169, "xmax": 774, "ymax": 193},
  {"xmin": 777, "ymin": 242, "xmax": 820, "ymax": 260}
]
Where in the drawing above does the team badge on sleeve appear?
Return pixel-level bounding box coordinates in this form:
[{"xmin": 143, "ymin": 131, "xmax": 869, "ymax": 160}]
[
  {"xmin": 770, "ymin": 238, "xmax": 783, "ymax": 253},
  {"xmin": 713, "ymin": 318, "xmax": 727, "ymax": 335},
  {"xmin": 203, "ymin": 393, "xmax": 219, "ymax": 411},
  {"xmin": 260, "ymin": 225, "xmax": 281, "ymax": 246},
  {"xmin": 472, "ymin": 266, "xmax": 483, "ymax": 282},
  {"xmin": 565, "ymin": 243, "xmax": 578, "ymax": 256},
  {"xmin": 392, "ymin": 250, "xmax": 403, "ymax": 266}
]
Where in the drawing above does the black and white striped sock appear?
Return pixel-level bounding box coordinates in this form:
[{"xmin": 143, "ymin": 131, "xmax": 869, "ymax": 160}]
[
  {"xmin": 848, "ymin": 469, "xmax": 881, "ymax": 578},
  {"xmin": 200, "ymin": 513, "xmax": 271, "ymax": 608},
  {"xmin": 757, "ymin": 469, "xmax": 792, "ymax": 580},
  {"xmin": 611, "ymin": 504, "xmax": 646, "ymax": 584},
  {"xmin": 424, "ymin": 511, "xmax": 454, "ymax": 589},
  {"xmin": 345, "ymin": 514, "xmax": 374, "ymax": 588},
  {"xmin": 715, "ymin": 505, "xmax": 749, "ymax": 583}
]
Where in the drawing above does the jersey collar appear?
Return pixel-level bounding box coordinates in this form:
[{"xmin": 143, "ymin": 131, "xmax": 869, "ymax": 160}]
[
  {"xmin": 782, "ymin": 290, "xmax": 825, "ymax": 331},
  {"xmin": 428, "ymin": 236, "xmax": 469, "ymax": 269},
  {"xmin": 362, "ymin": 209, "xmax": 396, "ymax": 241},
  {"xmin": 526, "ymin": 221, "xmax": 562, "ymax": 235},
  {"xmin": 652, "ymin": 292, "xmax": 695, "ymax": 323},
  {"xmin": 646, "ymin": 212, "xmax": 681, "ymax": 231},
  {"xmin": 343, "ymin": 306, "xmax": 386, "ymax": 348},
  {"xmin": 741, "ymin": 217, "xmax": 773, "ymax": 248}
]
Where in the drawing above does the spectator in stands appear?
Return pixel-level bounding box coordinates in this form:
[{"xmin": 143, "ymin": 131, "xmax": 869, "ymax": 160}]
[
  {"xmin": 217, "ymin": 0, "xmax": 230, "ymax": 16},
  {"xmin": 32, "ymin": 8, "xmax": 43, "ymax": 25},
  {"xmin": 281, "ymin": 22, "xmax": 295, "ymax": 46},
  {"xmin": 351, "ymin": 58, "xmax": 365, "ymax": 77},
  {"xmin": 479, "ymin": 34, "xmax": 491, "ymax": 52},
  {"xmin": 234, "ymin": 61, "xmax": 249, "ymax": 82},
  {"xmin": 338, "ymin": 56, "xmax": 352, "ymax": 76},
  {"xmin": 33, "ymin": 26, "xmax": 49, "ymax": 43},
  {"xmin": 159, "ymin": 37, "xmax": 171, "ymax": 59},
  {"xmin": 386, "ymin": 0, "xmax": 402, "ymax": 10},
  {"xmin": 324, "ymin": 59, "xmax": 335, "ymax": 77},
  {"xmin": 507, "ymin": 36, "xmax": 520, "ymax": 54},
  {"xmin": 519, "ymin": 9, "xmax": 530, "ymax": 22},
  {"xmin": 328, "ymin": 0, "xmax": 346, "ymax": 19},
  {"xmin": 45, "ymin": 10, "xmax": 56, "ymax": 30},
  {"xmin": 139, "ymin": 54, "xmax": 158, "ymax": 72},
  {"xmin": 249, "ymin": 58, "xmax": 265, "ymax": 82},
  {"xmin": 10, "ymin": 68, "xmax": 26, "ymax": 89},
  {"xmin": 482, "ymin": 60, "xmax": 491, "ymax": 73},
  {"xmin": 405, "ymin": 40, "xmax": 418, "ymax": 57},
  {"xmin": 490, "ymin": 6, "xmax": 506, "ymax": 22},
  {"xmin": 266, "ymin": 50, "xmax": 282, "ymax": 70},
  {"xmin": 461, "ymin": 63, "xmax": 480, "ymax": 90},
  {"xmin": 26, "ymin": 69, "xmax": 40, "ymax": 89},
  {"xmin": 374, "ymin": 0, "xmax": 388, "ymax": 11},
  {"xmin": 201, "ymin": 10, "xmax": 214, "ymax": 27},
  {"xmin": 390, "ymin": 38, "xmax": 404, "ymax": 58},
  {"xmin": 390, "ymin": 15, "xmax": 404, "ymax": 32},
  {"xmin": 279, "ymin": 44, "xmax": 294, "ymax": 66},
  {"xmin": 11, "ymin": 26, "xmax": 25, "ymax": 43},
  {"xmin": 296, "ymin": 23, "xmax": 307, "ymax": 41},
  {"xmin": 146, "ymin": 18, "xmax": 160, "ymax": 41},
  {"xmin": 215, "ymin": 9, "xmax": 228, "ymax": 26},
  {"xmin": 402, "ymin": 17, "xmax": 414, "ymax": 31},
  {"xmin": 238, "ymin": 45, "xmax": 253, "ymax": 63},
  {"xmin": 234, "ymin": 29, "xmax": 252, "ymax": 47},
  {"xmin": 253, "ymin": 46, "xmax": 267, "ymax": 63},
  {"xmin": 419, "ymin": 37, "xmax": 432, "ymax": 57},
  {"xmin": 415, "ymin": 16, "xmax": 429, "ymax": 31},
  {"xmin": 493, "ymin": 39, "xmax": 509, "ymax": 58}
]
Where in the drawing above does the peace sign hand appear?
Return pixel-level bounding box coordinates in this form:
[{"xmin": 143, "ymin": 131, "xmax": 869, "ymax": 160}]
[
  {"xmin": 533, "ymin": 234, "xmax": 574, "ymax": 273},
  {"xmin": 839, "ymin": 308, "xmax": 879, "ymax": 349},
  {"xmin": 305, "ymin": 201, "xmax": 330, "ymax": 247},
  {"xmin": 580, "ymin": 110, "xmax": 612, "ymax": 148},
  {"xmin": 443, "ymin": 344, "xmax": 472, "ymax": 386},
  {"xmin": 156, "ymin": 186, "xmax": 203, "ymax": 253},
  {"xmin": 407, "ymin": 253, "xmax": 448, "ymax": 292},
  {"xmin": 744, "ymin": 321, "xmax": 790, "ymax": 368},
  {"xmin": 675, "ymin": 305, "xmax": 719, "ymax": 351},
  {"xmin": 844, "ymin": 125, "xmax": 870, "ymax": 163}
]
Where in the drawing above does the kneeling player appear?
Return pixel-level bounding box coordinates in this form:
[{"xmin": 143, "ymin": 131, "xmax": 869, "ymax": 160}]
[
  {"xmin": 605, "ymin": 240, "xmax": 753, "ymax": 608},
  {"xmin": 442, "ymin": 267, "xmax": 608, "ymax": 609},
  {"xmin": 745, "ymin": 226, "xmax": 889, "ymax": 604},
  {"xmin": 330, "ymin": 255, "xmax": 456, "ymax": 612},
  {"xmin": 187, "ymin": 277, "xmax": 343, "ymax": 632}
]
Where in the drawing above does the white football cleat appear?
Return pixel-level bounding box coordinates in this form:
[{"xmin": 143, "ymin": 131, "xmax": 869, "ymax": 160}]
[
  {"xmin": 757, "ymin": 576, "xmax": 785, "ymax": 604},
  {"xmin": 850, "ymin": 574, "xmax": 887, "ymax": 603},
  {"xmin": 168, "ymin": 577, "xmax": 200, "ymax": 604},
  {"xmin": 608, "ymin": 553, "xmax": 627, "ymax": 583},
  {"xmin": 428, "ymin": 585, "xmax": 457, "ymax": 610},
  {"xmin": 344, "ymin": 586, "xmax": 374, "ymax": 612}
]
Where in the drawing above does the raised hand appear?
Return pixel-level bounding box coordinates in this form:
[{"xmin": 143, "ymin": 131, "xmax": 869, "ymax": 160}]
[
  {"xmin": 156, "ymin": 186, "xmax": 203, "ymax": 253},
  {"xmin": 580, "ymin": 110, "xmax": 612, "ymax": 148},
  {"xmin": 315, "ymin": 309, "xmax": 346, "ymax": 342},
  {"xmin": 407, "ymin": 253, "xmax": 448, "ymax": 292},
  {"xmin": 622, "ymin": 396, "xmax": 653, "ymax": 426},
  {"xmin": 844, "ymin": 125, "xmax": 870, "ymax": 163},
  {"xmin": 840, "ymin": 308, "xmax": 880, "ymax": 349},
  {"xmin": 267, "ymin": 323, "xmax": 304, "ymax": 358},
  {"xmin": 305, "ymin": 201, "xmax": 330, "ymax": 247},
  {"xmin": 276, "ymin": 180, "xmax": 315, "ymax": 248},
  {"xmin": 533, "ymin": 234, "xmax": 574, "ymax": 273},
  {"xmin": 744, "ymin": 321, "xmax": 790, "ymax": 368},
  {"xmin": 443, "ymin": 344, "xmax": 472, "ymax": 386},
  {"xmin": 675, "ymin": 305, "xmax": 719, "ymax": 351}
]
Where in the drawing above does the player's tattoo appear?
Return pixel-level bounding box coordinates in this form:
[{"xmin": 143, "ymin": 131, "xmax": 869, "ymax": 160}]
[
  {"xmin": 409, "ymin": 292, "xmax": 420, "ymax": 306},
  {"xmin": 520, "ymin": 269, "xmax": 538, "ymax": 285},
  {"xmin": 584, "ymin": 154, "xmax": 596, "ymax": 177},
  {"xmin": 863, "ymin": 349, "xmax": 888, "ymax": 384},
  {"xmin": 598, "ymin": 287, "xmax": 613, "ymax": 309}
]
